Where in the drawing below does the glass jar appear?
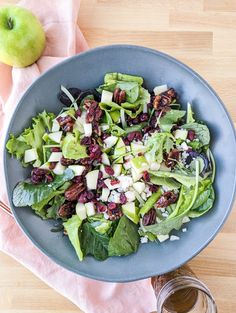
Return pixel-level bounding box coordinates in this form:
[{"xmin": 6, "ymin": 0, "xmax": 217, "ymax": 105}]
[{"xmin": 151, "ymin": 265, "xmax": 217, "ymax": 313}]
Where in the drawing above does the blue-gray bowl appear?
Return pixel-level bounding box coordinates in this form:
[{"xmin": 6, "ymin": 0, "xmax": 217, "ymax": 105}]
[{"xmin": 4, "ymin": 45, "xmax": 236, "ymax": 282}]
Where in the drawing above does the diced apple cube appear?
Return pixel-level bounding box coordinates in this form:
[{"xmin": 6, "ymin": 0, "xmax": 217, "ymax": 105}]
[
  {"xmin": 85, "ymin": 202, "xmax": 96, "ymax": 216},
  {"xmin": 104, "ymin": 136, "xmax": 118, "ymax": 148},
  {"xmin": 53, "ymin": 163, "xmax": 65, "ymax": 175},
  {"xmin": 51, "ymin": 119, "xmax": 60, "ymax": 132},
  {"xmin": 24, "ymin": 148, "xmax": 38, "ymax": 163},
  {"xmin": 48, "ymin": 131, "xmax": 63, "ymax": 143},
  {"xmin": 48, "ymin": 152, "xmax": 63, "ymax": 162},
  {"xmin": 68, "ymin": 165, "xmax": 85, "ymax": 176},
  {"xmin": 100, "ymin": 188, "xmax": 110, "ymax": 202},
  {"xmin": 101, "ymin": 90, "xmax": 113, "ymax": 104},
  {"xmin": 101, "ymin": 153, "xmax": 110, "ymax": 165},
  {"xmin": 76, "ymin": 203, "xmax": 87, "ymax": 220},
  {"xmin": 83, "ymin": 123, "xmax": 92, "ymax": 137},
  {"xmin": 153, "ymin": 84, "xmax": 168, "ymax": 95},
  {"xmin": 112, "ymin": 164, "xmax": 122, "ymax": 176},
  {"xmin": 86, "ymin": 170, "xmax": 99, "ymax": 190}
]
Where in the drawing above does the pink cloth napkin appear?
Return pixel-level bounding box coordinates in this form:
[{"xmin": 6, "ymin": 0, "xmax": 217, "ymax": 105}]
[{"xmin": 0, "ymin": 1, "xmax": 157, "ymax": 312}]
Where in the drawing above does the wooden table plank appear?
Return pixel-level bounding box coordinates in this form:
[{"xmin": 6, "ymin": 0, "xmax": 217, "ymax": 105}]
[{"xmin": 0, "ymin": 0, "xmax": 236, "ymax": 312}]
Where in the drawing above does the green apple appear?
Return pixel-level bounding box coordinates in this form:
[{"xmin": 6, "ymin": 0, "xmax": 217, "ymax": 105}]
[{"xmin": 0, "ymin": 6, "xmax": 46, "ymax": 67}]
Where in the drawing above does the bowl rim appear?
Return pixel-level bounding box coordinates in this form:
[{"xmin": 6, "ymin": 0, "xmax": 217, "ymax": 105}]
[{"xmin": 4, "ymin": 44, "xmax": 236, "ymax": 282}]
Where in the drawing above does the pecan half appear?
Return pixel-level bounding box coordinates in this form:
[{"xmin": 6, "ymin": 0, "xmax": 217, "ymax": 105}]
[
  {"xmin": 142, "ymin": 208, "xmax": 157, "ymax": 226},
  {"xmin": 113, "ymin": 88, "xmax": 126, "ymax": 104},
  {"xmin": 58, "ymin": 202, "xmax": 75, "ymax": 218},
  {"xmin": 57, "ymin": 115, "xmax": 75, "ymax": 132},
  {"xmin": 153, "ymin": 88, "xmax": 177, "ymax": 110},
  {"xmin": 65, "ymin": 183, "xmax": 85, "ymax": 201},
  {"xmin": 165, "ymin": 149, "xmax": 179, "ymax": 168}
]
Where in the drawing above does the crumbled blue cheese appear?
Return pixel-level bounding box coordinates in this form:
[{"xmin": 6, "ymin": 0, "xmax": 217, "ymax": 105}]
[
  {"xmin": 170, "ymin": 235, "xmax": 180, "ymax": 241},
  {"xmin": 140, "ymin": 236, "xmax": 148, "ymax": 244},
  {"xmin": 108, "ymin": 190, "xmax": 121, "ymax": 203},
  {"xmin": 182, "ymin": 228, "xmax": 187, "ymax": 232},
  {"xmin": 181, "ymin": 142, "xmax": 189, "ymax": 151},
  {"xmin": 162, "ymin": 212, "xmax": 169, "ymax": 218},
  {"xmin": 117, "ymin": 175, "xmax": 133, "ymax": 192}
]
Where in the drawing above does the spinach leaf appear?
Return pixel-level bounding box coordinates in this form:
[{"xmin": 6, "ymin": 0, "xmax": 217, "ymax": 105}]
[
  {"xmin": 150, "ymin": 176, "xmax": 181, "ymax": 189},
  {"xmin": 182, "ymin": 122, "xmax": 210, "ymax": 146},
  {"xmin": 108, "ymin": 216, "xmax": 140, "ymax": 256},
  {"xmin": 159, "ymin": 110, "xmax": 186, "ymax": 132},
  {"xmin": 63, "ymin": 215, "xmax": 83, "ymax": 261},
  {"xmin": 149, "ymin": 170, "xmax": 197, "ymax": 188},
  {"xmin": 188, "ymin": 181, "xmax": 215, "ymax": 218},
  {"xmin": 13, "ymin": 169, "xmax": 74, "ymax": 207},
  {"xmin": 81, "ymin": 222, "xmax": 110, "ymax": 261}
]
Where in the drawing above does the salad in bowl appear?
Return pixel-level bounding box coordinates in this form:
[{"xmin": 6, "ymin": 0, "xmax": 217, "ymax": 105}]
[{"xmin": 6, "ymin": 72, "xmax": 215, "ymax": 261}]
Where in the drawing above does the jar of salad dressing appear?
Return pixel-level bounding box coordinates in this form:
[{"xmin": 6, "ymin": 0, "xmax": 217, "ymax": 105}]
[{"xmin": 151, "ymin": 265, "xmax": 217, "ymax": 313}]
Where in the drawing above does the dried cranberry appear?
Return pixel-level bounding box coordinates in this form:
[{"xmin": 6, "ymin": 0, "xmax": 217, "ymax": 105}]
[
  {"xmin": 49, "ymin": 162, "xmax": 57, "ymax": 170},
  {"xmin": 142, "ymin": 208, "xmax": 156, "ymax": 226},
  {"xmin": 110, "ymin": 178, "xmax": 120, "ymax": 186},
  {"xmin": 97, "ymin": 180, "xmax": 107, "ymax": 189},
  {"xmin": 143, "ymin": 126, "xmax": 155, "ymax": 134},
  {"xmin": 75, "ymin": 108, "xmax": 82, "ymax": 117},
  {"xmin": 60, "ymin": 157, "xmax": 75, "ymax": 166},
  {"xmin": 86, "ymin": 191, "xmax": 95, "ymax": 200},
  {"xmin": 165, "ymin": 149, "xmax": 179, "ymax": 168},
  {"xmin": 80, "ymin": 136, "xmax": 92, "ymax": 146},
  {"xmin": 72, "ymin": 175, "xmax": 84, "ymax": 183},
  {"xmin": 105, "ymin": 166, "xmax": 114, "ymax": 176},
  {"xmin": 63, "ymin": 122, "xmax": 74, "ymax": 132},
  {"xmin": 127, "ymin": 132, "xmax": 136, "ymax": 142},
  {"xmin": 149, "ymin": 185, "xmax": 158, "ymax": 192},
  {"xmin": 45, "ymin": 174, "xmax": 54, "ymax": 183},
  {"xmin": 108, "ymin": 202, "xmax": 117, "ymax": 210},
  {"xmin": 156, "ymin": 191, "xmax": 178, "ymax": 208},
  {"xmin": 123, "ymin": 137, "xmax": 130, "ymax": 145},
  {"xmin": 120, "ymin": 193, "xmax": 127, "ymax": 204},
  {"xmin": 142, "ymin": 171, "xmax": 150, "ymax": 182},
  {"xmin": 101, "ymin": 132, "xmax": 109, "ymax": 140},
  {"xmin": 139, "ymin": 113, "xmax": 149, "ymax": 122},
  {"xmin": 187, "ymin": 130, "xmax": 196, "ymax": 141},
  {"xmin": 30, "ymin": 168, "xmax": 53, "ymax": 184},
  {"xmin": 51, "ymin": 147, "xmax": 61, "ymax": 152},
  {"xmin": 78, "ymin": 192, "xmax": 88, "ymax": 203},
  {"xmin": 96, "ymin": 202, "xmax": 107, "ymax": 213},
  {"xmin": 89, "ymin": 144, "xmax": 102, "ymax": 160},
  {"xmin": 131, "ymin": 117, "xmax": 139, "ymax": 125},
  {"xmin": 98, "ymin": 171, "xmax": 103, "ymax": 179},
  {"xmin": 150, "ymin": 116, "xmax": 157, "ymax": 127}
]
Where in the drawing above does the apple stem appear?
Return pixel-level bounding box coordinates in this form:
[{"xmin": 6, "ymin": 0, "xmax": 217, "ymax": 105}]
[{"xmin": 7, "ymin": 17, "xmax": 14, "ymax": 30}]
